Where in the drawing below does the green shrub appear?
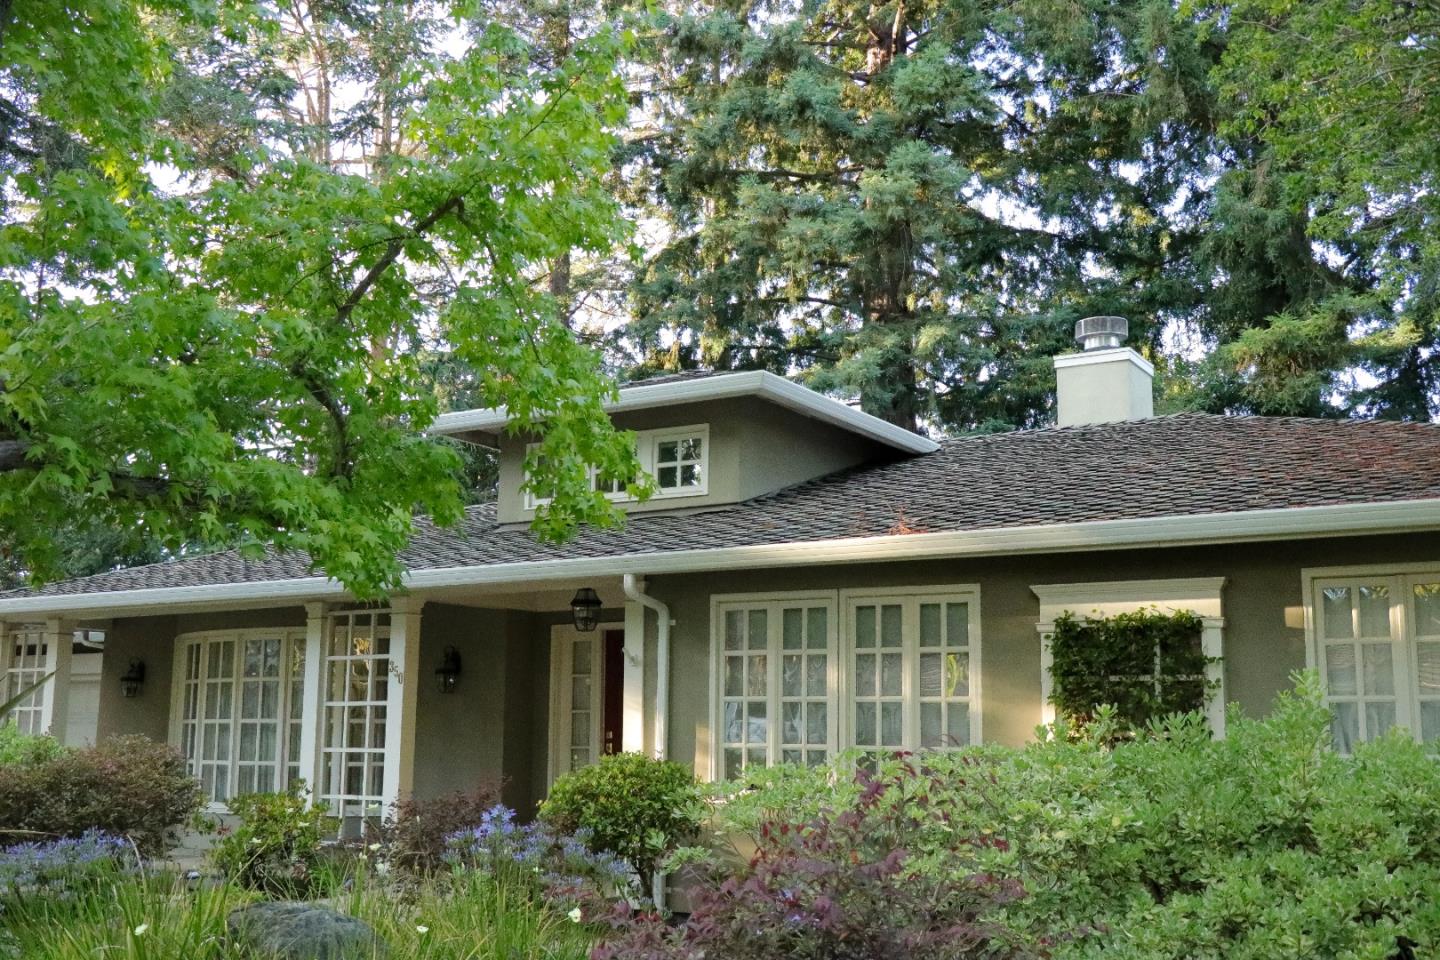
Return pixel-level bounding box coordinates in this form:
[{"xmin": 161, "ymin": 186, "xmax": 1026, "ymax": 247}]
[
  {"xmin": 540, "ymin": 752, "xmax": 702, "ymax": 890},
  {"xmin": 0, "ymin": 735, "xmax": 201, "ymax": 856},
  {"xmin": 211, "ymin": 787, "xmax": 330, "ymax": 899},
  {"xmin": 1049, "ymin": 608, "xmax": 1215, "ymax": 729},
  {"xmin": 708, "ymin": 674, "xmax": 1440, "ymax": 959},
  {"xmin": 0, "ymin": 724, "xmax": 64, "ymax": 766},
  {"xmin": 380, "ymin": 782, "xmax": 503, "ymax": 876}
]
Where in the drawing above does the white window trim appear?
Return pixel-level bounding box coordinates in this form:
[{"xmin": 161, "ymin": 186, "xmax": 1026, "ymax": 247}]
[
  {"xmin": 547, "ymin": 622, "xmax": 620, "ymax": 788},
  {"xmin": 709, "ymin": 590, "xmax": 840, "ymax": 781},
  {"xmin": 707, "ymin": 584, "xmax": 983, "ymax": 781},
  {"xmin": 646, "ymin": 424, "xmax": 710, "ymax": 499},
  {"xmin": 1301, "ymin": 562, "xmax": 1440, "ymax": 750},
  {"xmin": 1031, "ymin": 577, "xmax": 1227, "ymax": 736},
  {"xmin": 167, "ymin": 627, "xmax": 308, "ymax": 811},
  {"xmin": 2, "ymin": 623, "xmax": 50, "ymax": 736},
  {"xmin": 523, "ymin": 424, "xmax": 710, "ymax": 510},
  {"xmin": 839, "ymin": 585, "xmax": 983, "ymax": 753}
]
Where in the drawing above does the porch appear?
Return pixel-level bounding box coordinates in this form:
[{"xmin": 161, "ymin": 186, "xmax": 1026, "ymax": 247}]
[{"xmin": 30, "ymin": 576, "xmax": 665, "ymax": 822}]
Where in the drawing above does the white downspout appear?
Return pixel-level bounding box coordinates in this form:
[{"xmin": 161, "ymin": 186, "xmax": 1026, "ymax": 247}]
[
  {"xmin": 621, "ymin": 574, "xmax": 670, "ymax": 760},
  {"xmin": 621, "ymin": 573, "xmax": 671, "ymax": 910}
]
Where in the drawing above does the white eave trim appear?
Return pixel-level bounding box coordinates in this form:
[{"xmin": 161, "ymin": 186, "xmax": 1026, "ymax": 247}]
[
  {"xmin": 5, "ymin": 497, "xmax": 1440, "ymax": 618},
  {"xmin": 429, "ymin": 370, "xmax": 939, "ymax": 455}
]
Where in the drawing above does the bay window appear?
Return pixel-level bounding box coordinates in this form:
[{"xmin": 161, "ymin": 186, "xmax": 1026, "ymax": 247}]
[{"xmin": 172, "ymin": 630, "xmax": 306, "ymax": 804}]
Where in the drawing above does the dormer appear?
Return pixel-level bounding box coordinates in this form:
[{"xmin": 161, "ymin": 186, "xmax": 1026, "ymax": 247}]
[{"xmin": 430, "ymin": 371, "xmax": 938, "ymax": 524}]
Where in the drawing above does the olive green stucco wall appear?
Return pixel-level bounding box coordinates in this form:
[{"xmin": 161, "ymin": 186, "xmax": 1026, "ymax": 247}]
[
  {"xmin": 414, "ymin": 605, "xmax": 533, "ymax": 812},
  {"xmin": 88, "ymin": 530, "xmax": 1440, "ymax": 803},
  {"xmin": 97, "ymin": 607, "xmax": 306, "ymax": 745},
  {"xmin": 495, "ymin": 396, "xmax": 893, "ymax": 523},
  {"xmin": 410, "ymin": 605, "xmax": 624, "ymax": 817},
  {"xmin": 642, "ymin": 531, "xmax": 1440, "ymax": 777}
]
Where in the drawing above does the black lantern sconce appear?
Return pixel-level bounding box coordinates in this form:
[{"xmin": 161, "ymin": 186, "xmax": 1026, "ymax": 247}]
[
  {"xmin": 119, "ymin": 659, "xmax": 146, "ymax": 698},
  {"xmin": 435, "ymin": 646, "xmax": 462, "ymax": 694},
  {"xmin": 570, "ymin": 587, "xmax": 602, "ymax": 632}
]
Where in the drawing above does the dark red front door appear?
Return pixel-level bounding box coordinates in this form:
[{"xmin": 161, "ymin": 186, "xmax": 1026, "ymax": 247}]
[{"xmin": 602, "ymin": 629, "xmax": 624, "ymax": 755}]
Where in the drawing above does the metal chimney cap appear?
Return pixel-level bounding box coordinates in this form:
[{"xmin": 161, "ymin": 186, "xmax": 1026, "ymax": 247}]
[{"xmin": 1074, "ymin": 315, "xmax": 1129, "ymax": 351}]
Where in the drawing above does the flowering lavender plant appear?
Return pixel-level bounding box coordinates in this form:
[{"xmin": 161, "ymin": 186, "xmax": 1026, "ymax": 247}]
[
  {"xmin": 445, "ymin": 805, "xmax": 636, "ymax": 913},
  {"xmin": 0, "ymin": 830, "xmax": 131, "ymax": 902}
]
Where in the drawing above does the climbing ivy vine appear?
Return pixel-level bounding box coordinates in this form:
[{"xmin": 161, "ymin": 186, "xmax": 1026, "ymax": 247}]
[{"xmin": 1048, "ymin": 608, "xmax": 1218, "ymax": 730}]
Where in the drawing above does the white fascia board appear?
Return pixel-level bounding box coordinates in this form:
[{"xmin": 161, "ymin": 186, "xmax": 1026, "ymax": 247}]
[
  {"xmin": 428, "ymin": 371, "xmax": 938, "ymax": 455},
  {"xmin": 5, "ymin": 497, "xmax": 1440, "ymax": 618}
]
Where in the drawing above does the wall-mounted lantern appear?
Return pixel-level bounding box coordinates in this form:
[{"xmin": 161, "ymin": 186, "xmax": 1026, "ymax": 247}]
[
  {"xmin": 570, "ymin": 587, "xmax": 602, "ymax": 633},
  {"xmin": 435, "ymin": 646, "xmax": 462, "ymax": 694},
  {"xmin": 119, "ymin": 659, "xmax": 146, "ymax": 698}
]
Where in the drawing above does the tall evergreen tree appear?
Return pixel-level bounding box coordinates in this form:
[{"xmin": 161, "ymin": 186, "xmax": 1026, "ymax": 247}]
[{"xmin": 619, "ymin": 0, "xmax": 1438, "ymax": 429}]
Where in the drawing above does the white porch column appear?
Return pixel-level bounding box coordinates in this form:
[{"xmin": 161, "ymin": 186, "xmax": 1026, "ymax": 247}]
[
  {"xmin": 1202, "ymin": 616, "xmax": 1227, "ymax": 735},
  {"xmin": 622, "ymin": 599, "xmax": 648, "ymax": 754},
  {"xmin": 383, "ymin": 598, "xmax": 423, "ymax": 810},
  {"xmin": 40, "ymin": 618, "xmax": 73, "ymax": 742},
  {"xmin": 1036, "ymin": 623, "xmax": 1056, "ymax": 729},
  {"xmin": 298, "ymin": 602, "xmax": 327, "ymax": 805}
]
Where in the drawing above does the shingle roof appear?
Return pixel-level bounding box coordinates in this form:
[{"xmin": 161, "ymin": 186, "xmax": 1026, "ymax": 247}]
[{"xmin": 12, "ymin": 413, "xmax": 1440, "ymax": 599}]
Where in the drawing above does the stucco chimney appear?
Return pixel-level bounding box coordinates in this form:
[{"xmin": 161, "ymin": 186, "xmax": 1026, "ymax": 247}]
[{"xmin": 1053, "ymin": 316, "xmax": 1154, "ymax": 427}]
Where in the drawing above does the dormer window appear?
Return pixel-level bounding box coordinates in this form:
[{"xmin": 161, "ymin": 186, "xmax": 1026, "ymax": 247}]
[
  {"xmin": 652, "ymin": 427, "xmax": 707, "ymax": 497},
  {"xmin": 525, "ymin": 423, "xmax": 710, "ymax": 509}
]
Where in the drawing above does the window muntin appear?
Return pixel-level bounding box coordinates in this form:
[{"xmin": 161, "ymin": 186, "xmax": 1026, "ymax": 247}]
[
  {"xmin": 566, "ymin": 635, "xmax": 600, "ymax": 770},
  {"xmin": 711, "ymin": 586, "xmax": 979, "ymax": 780},
  {"xmin": 847, "ymin": 591, "xmax": 979, "ymax": 754},
  {"xmin": 716, "ymin": 597, "xmax": 835, "ymax": 779},
  {"xmin": 523, "ymin": 424, "xmax": 709, "ymax": 508},
  {"xmin": 1311, "ymin": 572, "xmax": 1440, "ymax": 752},
  {"xmin": 173, "ymin": 630, "xmax": 305, "ymax": 804},
  {"xmin": 322, "ymin": 611, "xmax": 390, "ymax": 817},
  {"xmin": 4, "ymin": 627, "xmax": 48, "ymax": 736},
  {"xmin": 651, "ymin": 431, "xmax": 705, "ymax": 495},
  {"xmin": 1413, "ymin": 581, "xmax": 1440, "ymax": 744},
  {"xmin": 917, "ymin": 600, "xmax": 973, "ymax": 749}
]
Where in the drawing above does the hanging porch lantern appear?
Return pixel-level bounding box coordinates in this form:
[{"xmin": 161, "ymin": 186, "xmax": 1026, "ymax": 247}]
[{"xmin": 570, "ymin": 587, "xmax": 602, "ymax": 632}]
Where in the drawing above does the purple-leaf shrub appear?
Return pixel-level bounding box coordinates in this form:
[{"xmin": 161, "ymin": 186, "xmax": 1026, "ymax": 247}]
[
  {"xmin": 380, "ymin": 782, "xmax": 504, "ymax": 876},
  {"xmin": 594, "ymin": 768, "xmax": 1032, "ymax": 960},
  {"xmin": 0, "ymin": 735, "xmax": 200, "ymax": 857}
]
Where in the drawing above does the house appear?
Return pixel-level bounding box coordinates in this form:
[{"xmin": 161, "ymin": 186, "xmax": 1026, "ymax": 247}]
[{"xmin": 4, "ymin": 317, "xmax": 1440, "ymax": 822}]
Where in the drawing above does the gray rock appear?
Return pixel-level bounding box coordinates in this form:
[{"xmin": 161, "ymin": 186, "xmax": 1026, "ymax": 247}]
[{"xmin": 227, "ymin": 902, "xmax": 390, "ymax": 960}]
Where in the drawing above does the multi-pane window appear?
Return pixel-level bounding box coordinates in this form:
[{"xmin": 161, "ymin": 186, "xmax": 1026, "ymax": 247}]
[
  {"xmin": 652, "ymin": 431, "xmax": 705, "ymax": 495},
  {"xmin": 852, "ymin": 603, "xmax": 905, "ymax": 752},
  {"xmin": 524, "ymin": 424, "xmax": 709, "ymax": 508},
  {"xmin": 4, "ymin": 627, "xmax": 48, "ymax": 735},
  {"xmin": 848, "ymin": 592, "xmax": 979, "ymax": 754},
  {"xmin": 1314, "ymin": 573, "xmax": 1440, "ymax": 751},
  {"xmin": 779, "ymin": 606, "xmax": 831, "ymax": 766},
  {"xmin": 174, "ymin": 631, "xmax": 305, "ymax": 804},
  {"xmin": 322, "ymin": 611, "xmax": 390, "ymax": 817},
  {"xmin": 716, "ymin": 598, "xmax": 834, "ymax": 778},
  {"xmin": 566, "ymin": 636, "xmax": 599, "ymax": 770},
  {"xmin": 917, "ymin": 600, "xmax": 973, "ymax": 749},
  {"xmin": 712, "ymin": 588, "xmax": 979, "ymax": 780}
]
